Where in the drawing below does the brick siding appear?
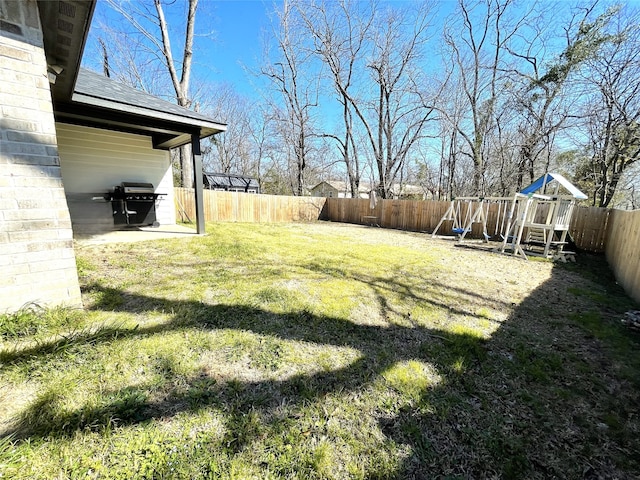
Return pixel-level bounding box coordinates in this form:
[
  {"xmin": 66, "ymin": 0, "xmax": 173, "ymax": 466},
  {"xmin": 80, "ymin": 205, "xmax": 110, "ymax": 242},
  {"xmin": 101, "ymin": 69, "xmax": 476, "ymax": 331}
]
[{"xmin": 1, "ymin": 0, "xmax": 82, "ymax": 312}]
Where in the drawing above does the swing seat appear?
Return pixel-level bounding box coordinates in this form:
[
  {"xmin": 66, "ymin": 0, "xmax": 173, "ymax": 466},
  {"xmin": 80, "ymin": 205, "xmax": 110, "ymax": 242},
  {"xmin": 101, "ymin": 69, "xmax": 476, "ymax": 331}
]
[{"xmin": 452, "ymin": 227, "xmax": 466, "ymax": 234}]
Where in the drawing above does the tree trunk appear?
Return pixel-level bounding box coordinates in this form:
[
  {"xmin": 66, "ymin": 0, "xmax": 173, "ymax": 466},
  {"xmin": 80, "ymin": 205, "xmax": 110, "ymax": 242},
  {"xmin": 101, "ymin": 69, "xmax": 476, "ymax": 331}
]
[{"xmin": 179, "ymin": 144, "xmax": 193, "ymax": 188}]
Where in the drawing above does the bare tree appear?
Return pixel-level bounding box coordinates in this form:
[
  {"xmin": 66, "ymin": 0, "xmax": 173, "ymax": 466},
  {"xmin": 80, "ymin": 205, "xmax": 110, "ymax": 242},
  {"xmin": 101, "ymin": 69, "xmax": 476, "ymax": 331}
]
[
  {"xmin": 202, "ymin": 85, "xmax": 255, "ymax": 175},
  {"xmin": 441, "ymin": 0, "xmax": 528, "ymax": 196},
  {"xmin": 298, "ymin": 0, "xmax": 376, "ymax": 198},
  {"xmin": 508, "ymin": 3, "xmax": 616, "ymax": 191},
  {"xmin": 261, "ymin": 0, "xmax": 319, "ymax": 196},
  {"xmin": 95, "ymin": 0, "xmax": 200, "ymax": 187},
  {"xmin": 98, "ymin": 37, "xmax": 111, "ymax": 78},
  {"xmin": 580, "ymin": 7, "xmax": 640, "ymax": 207},
  {"xmin": 88, "ymin": 20, "xmax": 168, "ymax": 95},
  {"xmin": 248, "ymin": 105, "xmax": 276, "ymax": 192},
  {"xmin": 441, "ymin": 0, "xmax": 500, "ymax": 196},
  {"xmin": 435, "ymin": 75, "xmax": 468, "ymax": 198},
  {"xmin": 355, "ymin": 2, "xmax": 437, "ymax": 198},
  {"xmin": 616, "ymin": 164, "xmax": 640, "ymax": 209}
]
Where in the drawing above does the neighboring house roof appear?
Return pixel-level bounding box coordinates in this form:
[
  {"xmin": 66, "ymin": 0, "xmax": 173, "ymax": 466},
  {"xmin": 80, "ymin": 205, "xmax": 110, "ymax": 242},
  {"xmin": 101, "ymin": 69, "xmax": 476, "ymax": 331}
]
[
  {"xmin": 310, "ymin": 181, "xmax": 341, "ymax": 192},
  {"xmin": 521, "ymin": 173, "xmax": 588, "ymax": 200},
  {"xmin": 203, "ymin": 172, "xmax": 259, "ymax": 191},
  {"xmin": 311, "ymin": 181, "xmax": 370, "ymax": 194},
  {"xmin": 311, "ymin": 180, "xmax": 425, "ymax": 198}
]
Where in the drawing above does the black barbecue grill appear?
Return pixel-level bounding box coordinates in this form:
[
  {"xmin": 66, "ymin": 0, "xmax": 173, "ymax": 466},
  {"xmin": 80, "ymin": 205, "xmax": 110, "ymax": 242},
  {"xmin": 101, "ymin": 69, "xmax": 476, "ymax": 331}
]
[{"xmin": 109, "ymin": 182, "xmax": 165, "ymax": 227}]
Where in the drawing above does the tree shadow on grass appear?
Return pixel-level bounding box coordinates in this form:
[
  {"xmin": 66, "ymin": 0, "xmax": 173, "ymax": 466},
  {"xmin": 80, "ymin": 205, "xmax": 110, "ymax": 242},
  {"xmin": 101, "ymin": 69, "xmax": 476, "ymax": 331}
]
[
  {"xmin": 2, "ymin": 255, "xmax": 640, "ymax": 478},
  {"xmin": 381, "ymin": 255, "xmax": 640, "ymax": 479}
]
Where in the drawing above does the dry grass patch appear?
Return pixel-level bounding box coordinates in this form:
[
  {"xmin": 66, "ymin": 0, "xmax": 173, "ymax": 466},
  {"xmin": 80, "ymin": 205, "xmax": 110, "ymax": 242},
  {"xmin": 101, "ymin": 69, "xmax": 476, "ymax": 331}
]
[{"xmin": 0, "ymin": 221, "xmax": 638, "ymax": 479}]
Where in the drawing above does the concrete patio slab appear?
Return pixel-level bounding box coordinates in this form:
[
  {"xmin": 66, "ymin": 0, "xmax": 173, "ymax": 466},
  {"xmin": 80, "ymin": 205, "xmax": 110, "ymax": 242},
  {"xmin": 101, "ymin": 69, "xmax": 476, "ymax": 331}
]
[{"xmin": 74, "ymin": 224, "xmax": 201, "ymax": 245}]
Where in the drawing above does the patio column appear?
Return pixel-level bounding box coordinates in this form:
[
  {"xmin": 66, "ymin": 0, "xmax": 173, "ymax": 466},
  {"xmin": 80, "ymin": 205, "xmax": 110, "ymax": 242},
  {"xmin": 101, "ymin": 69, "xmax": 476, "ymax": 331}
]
[{"xmin": 191, "ymin": 133, "xmax": 206, "ymax": 234}]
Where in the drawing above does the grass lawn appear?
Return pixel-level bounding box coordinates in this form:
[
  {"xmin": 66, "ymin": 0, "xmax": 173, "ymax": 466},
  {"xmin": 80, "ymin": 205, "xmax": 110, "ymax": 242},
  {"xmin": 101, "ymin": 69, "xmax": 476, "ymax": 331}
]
[{"xmin": 1, "ymin": 221, "xmax": 639, "ymax": 479}]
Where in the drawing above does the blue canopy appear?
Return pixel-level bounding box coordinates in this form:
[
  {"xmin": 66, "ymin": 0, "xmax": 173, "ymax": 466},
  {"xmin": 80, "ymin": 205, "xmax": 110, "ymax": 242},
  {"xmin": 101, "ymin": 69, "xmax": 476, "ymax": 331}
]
[{"xmin": 520, "ymin": 173, "xmax": 588, "ymax": 200}]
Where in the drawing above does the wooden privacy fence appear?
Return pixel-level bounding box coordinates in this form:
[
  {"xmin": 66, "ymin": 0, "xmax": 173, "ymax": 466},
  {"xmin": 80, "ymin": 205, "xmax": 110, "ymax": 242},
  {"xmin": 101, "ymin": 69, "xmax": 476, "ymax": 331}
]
[
  {"xmin": 323, "ymin": 197, "xmax": 611, "ymax": 253},
  {"xmin": 324, "ymin": 197, "xmax": 452, "ymax": 234},
  {"xmin": 174, "ymin": 191, "xmax": 611, "ymax": 252},
  {"xmin": 174, "ymin": 188, "xmax": 325, "ymax": 223},
  {"xmin": 174, "ymin": 189, "xmax": 638, "ymax": 304},
  {"xmin": 569, "ymin": 206, "xmax": 611, "ymax": 253},
  {"xmin": 605, "ymin": 209, "xmax": 640, "ymax": 304}
]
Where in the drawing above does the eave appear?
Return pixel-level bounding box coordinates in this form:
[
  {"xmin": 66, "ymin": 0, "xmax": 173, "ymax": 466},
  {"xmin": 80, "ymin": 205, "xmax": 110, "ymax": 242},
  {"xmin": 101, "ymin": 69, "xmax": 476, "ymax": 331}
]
[
  {"xmin": 55, "ymin": 100, "xmax": 226, "ymax": 150},
  {"xmin": 38, "ymin": 0, "xmax": 96, "ymax": 102},
  {"xmin": 54, "ymin": 68, "xmax": 227, "ymax": 149}
]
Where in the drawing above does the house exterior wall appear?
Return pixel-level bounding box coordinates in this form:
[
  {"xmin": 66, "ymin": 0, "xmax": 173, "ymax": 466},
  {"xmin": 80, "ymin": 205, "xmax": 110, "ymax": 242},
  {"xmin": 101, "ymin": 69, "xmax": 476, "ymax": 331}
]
[
  {"xmin": 56, "ymin": 123, "xmax": 176, "ymax": 233},
  {"xmin": 310, "ymin": 182, "xmax": 342, "ymax": 198},
  {"xmin": 0, "ymin": 0, "xmax": 82, "ymax": 312},
  {"xmin": 310, "ymin": 181, "xmax": 373, "ymax": 198}
]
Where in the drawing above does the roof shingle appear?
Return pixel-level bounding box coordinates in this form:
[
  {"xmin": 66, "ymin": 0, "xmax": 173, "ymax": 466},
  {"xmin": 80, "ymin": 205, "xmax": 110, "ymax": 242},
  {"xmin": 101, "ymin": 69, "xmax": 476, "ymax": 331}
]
[{"xmin": 73, "ymin": 68, "xmax": 226, "ymax": 131}]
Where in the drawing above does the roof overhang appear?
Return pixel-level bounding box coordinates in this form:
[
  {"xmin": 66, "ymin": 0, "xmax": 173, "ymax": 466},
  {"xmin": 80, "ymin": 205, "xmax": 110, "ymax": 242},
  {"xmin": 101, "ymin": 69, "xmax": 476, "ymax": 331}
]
[
  {"xmin": 38, "ymin": 0, "xmax": 97, "ymax": 102},
  {"xmin": 40, "ymin": 1, "xmax": 226, "ymax": 149},
  {"xmin": 55, "ymin": 98, "xmax": 226, "ymax": 150}
]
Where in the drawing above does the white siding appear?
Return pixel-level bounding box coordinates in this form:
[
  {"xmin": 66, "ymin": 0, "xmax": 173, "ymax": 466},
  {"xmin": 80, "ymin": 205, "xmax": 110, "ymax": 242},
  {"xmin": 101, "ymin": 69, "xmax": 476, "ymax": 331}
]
[{"xmin": 56, "ymin": 123, "xmax": 176, "ymax": 231}]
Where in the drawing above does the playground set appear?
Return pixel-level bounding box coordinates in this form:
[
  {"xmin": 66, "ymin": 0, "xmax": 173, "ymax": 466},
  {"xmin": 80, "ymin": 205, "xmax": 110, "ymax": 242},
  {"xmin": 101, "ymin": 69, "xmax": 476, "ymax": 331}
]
[{"xmin": 431, "ymin": 173, "xmax": 588, "ymax": 261}]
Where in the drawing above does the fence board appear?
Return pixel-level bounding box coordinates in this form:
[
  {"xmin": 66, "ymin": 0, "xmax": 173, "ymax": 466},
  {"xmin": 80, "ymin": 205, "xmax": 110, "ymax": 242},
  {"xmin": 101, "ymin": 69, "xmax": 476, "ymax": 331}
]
[
  {"xmin": 175, "ymin": 189, "xmax": 636, "ymax": 303},
  {"xmin": 570, "ymin": 206, "xmax": 611, "ymax": 252},
  {"xmin": 606, "ymin": 209, "xmax": 640, "ymax": 304},
  {"xmin": 174, "ymin": 188, "xmax": 326, "ymax": 224}
]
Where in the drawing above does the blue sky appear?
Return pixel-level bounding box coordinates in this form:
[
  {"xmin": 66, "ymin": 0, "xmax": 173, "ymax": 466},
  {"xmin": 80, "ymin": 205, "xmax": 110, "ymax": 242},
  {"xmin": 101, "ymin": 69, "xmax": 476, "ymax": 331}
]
[
  {"xmin": 200, "ymin": 0, "xmax": 457, "ymax": 95},
  {"xmin": 84, "ymin": 0, "xmax": 277, "ymax": 99},
  {"xmin": 84, "ymin": 0, "xmax": 464, "ymax": 101},
  {"xmin": 194, "ymin": 0, "xmax": 273, "ymax": 96},
  {"xmin": 83, "ymin": 0, "xmax": 631, "ymax": 110}
]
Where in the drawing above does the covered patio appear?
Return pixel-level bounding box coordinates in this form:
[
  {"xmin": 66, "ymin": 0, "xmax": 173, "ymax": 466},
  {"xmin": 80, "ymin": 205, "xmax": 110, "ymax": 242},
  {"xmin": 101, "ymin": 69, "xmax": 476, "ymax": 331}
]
[
  {"xmin": 0, "ymin": 0, "xmax": 226, "ymax": 313},
  {"xmin": 56, "ymin": 68, "xmax": 226, "ymax": 236},
  {"xmin": 40, "ymin": 1, "xmax": 226, "ymax": 236}
]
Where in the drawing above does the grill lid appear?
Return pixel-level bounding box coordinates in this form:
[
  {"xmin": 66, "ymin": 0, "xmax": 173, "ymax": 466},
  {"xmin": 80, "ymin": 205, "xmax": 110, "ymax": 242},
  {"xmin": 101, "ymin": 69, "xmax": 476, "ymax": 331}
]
[{"xmin": 121, "ymin": 182, "xmax": 155, "ymax": 193}]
